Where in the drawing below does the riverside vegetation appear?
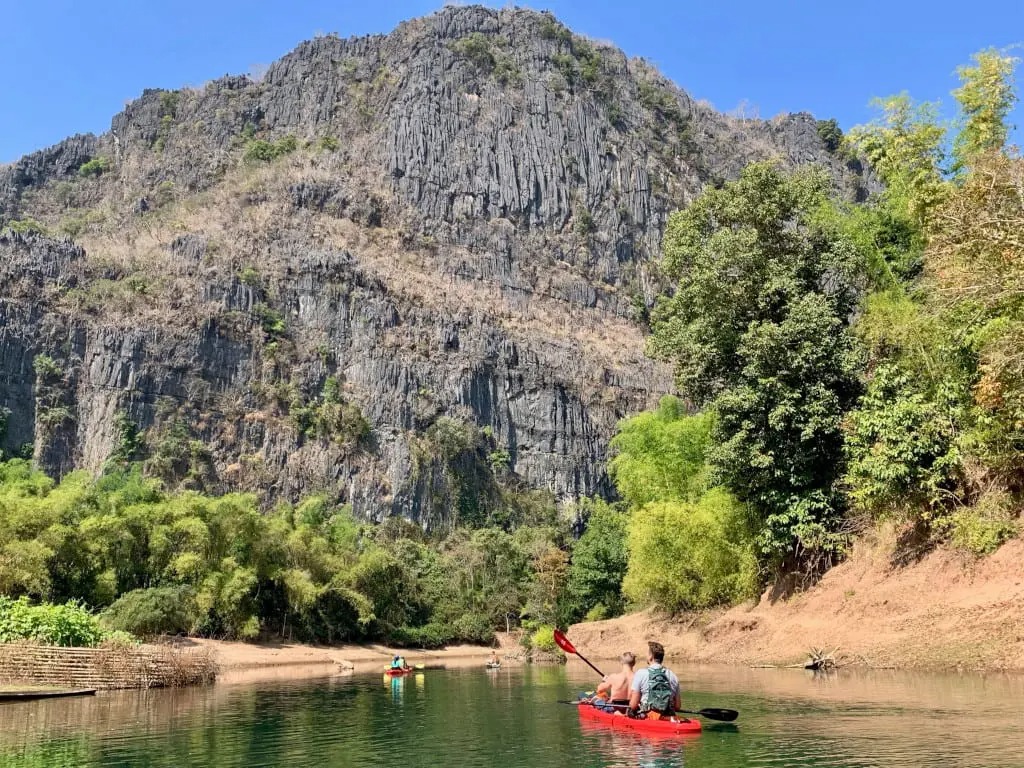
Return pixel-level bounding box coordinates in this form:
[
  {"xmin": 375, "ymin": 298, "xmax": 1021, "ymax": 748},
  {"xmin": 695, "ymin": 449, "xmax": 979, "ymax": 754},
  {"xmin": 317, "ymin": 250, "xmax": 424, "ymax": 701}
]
[
  {"xmin": 622, "ymin": 48, "xmax": 1024, "ymax": 613},
  {"xmin": 0, "ymin": 12, "xmax": 1020, "ymax": 650}
]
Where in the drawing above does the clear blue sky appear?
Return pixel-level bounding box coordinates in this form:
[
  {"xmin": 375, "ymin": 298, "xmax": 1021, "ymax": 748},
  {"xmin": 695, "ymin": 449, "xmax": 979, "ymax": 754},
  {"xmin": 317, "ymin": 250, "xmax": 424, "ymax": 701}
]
[{"xmin": 2, "ymin": 0, "xmax": 1022, "ymax": 163}]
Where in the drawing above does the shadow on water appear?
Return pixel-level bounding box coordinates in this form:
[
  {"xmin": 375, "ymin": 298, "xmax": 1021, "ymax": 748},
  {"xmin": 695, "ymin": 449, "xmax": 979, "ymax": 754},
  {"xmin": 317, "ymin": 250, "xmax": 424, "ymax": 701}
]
[
  {"xmin": 0, "ymin": 664, "xmax": 1023, "ymax": 767},
  {"xmin": 702, "ymin": 723, "xmax": 739, "ymax": 734}
]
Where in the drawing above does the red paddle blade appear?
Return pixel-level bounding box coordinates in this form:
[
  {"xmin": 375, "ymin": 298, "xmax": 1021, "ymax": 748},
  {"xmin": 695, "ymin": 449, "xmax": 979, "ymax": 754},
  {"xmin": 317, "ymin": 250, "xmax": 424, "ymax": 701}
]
[{"xmin": 553, "ymin": 629, "xmax": 577, "ymax": 655}]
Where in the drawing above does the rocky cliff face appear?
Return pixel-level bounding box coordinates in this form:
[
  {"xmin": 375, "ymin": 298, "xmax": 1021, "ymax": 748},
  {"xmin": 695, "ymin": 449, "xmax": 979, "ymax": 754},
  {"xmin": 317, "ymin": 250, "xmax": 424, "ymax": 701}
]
[{"xmin": 0, "ymin": 6, "xmax": 867, "ymax": 526}]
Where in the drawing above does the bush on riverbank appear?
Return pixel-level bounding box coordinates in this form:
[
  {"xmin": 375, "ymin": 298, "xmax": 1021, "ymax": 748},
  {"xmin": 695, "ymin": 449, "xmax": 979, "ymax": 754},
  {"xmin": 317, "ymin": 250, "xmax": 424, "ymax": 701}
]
[{"xmin": 0, "ymin": 596, "xmax": 118, "ymax": 647}]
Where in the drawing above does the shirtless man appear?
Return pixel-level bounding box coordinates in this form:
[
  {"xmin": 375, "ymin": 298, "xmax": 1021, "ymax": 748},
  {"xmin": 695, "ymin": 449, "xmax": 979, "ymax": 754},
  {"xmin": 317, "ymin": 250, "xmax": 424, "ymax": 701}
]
[{"xmin": 594, "ymin": 652, "xmax": 636, "ymax": 708}]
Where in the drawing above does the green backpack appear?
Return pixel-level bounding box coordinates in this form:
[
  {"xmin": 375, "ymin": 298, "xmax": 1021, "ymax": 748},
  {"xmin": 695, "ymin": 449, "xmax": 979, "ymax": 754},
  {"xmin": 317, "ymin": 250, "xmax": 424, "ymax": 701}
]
[{"xmin": 645, "ymin": 667, "xmax": 673, "ymax": 712}]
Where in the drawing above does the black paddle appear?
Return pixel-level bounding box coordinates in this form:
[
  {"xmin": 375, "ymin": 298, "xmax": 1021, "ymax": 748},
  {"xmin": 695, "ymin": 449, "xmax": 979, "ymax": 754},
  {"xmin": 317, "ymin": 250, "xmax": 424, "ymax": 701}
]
[{"xmin": 552, "ymin": 629, "xmax": 739, "ymax": 723}]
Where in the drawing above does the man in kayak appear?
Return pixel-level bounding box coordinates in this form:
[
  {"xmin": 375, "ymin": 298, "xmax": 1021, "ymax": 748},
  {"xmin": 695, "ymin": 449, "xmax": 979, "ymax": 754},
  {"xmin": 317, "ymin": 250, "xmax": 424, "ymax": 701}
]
[
  {"xmin": 628, "ymin": 641, "xmax": 680, "ymax": 718},
  {"xmin": 390, "ymin": 655, "xmax": 410, "ymax": 671},
  {"xmin": 593, "ymin": 652, "xmax": 636, "ymax": 710}
]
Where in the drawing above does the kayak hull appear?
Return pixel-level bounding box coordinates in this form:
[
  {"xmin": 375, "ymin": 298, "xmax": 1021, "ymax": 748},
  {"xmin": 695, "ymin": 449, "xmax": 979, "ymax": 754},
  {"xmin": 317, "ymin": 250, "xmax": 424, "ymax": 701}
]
[
  {"xmin": 576, "ymin": 702, "xmax": 702, "ymax": 735},
  {"xmin": 385, "ymin": 668, "xmax": 413, "ymax": 677}
]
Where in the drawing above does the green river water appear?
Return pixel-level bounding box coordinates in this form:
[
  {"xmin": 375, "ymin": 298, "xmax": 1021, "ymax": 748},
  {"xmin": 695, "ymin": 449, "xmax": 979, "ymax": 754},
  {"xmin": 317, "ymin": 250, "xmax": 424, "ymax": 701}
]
[{"xmin": 1, "ymin": 663, "xmax": 1023, "ymax": 767}]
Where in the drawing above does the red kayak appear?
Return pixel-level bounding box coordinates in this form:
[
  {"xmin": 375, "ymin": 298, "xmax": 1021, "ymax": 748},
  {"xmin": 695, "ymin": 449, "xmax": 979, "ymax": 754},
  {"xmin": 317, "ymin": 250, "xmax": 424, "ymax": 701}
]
[
  {"xmin": 385, "ymin": 668, "xmax": 413, "ymax": 677},
  {"xmin": 576, "ymin": 702, "xmax": 702, "ymax": 735}
]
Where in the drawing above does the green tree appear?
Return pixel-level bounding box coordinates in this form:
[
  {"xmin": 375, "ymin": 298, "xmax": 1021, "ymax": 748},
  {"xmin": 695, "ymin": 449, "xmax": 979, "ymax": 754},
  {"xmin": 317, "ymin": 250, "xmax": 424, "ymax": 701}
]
[
  {"xmin": 609, "ymin": 396, "xmax": 712, "ymax": 507},
  {"xmin": 846, "ymin": 94, "xmax": 947, "ymax": 227},
  {"xmin": 622, "ymin": 490, "xmax": 758, "ymax": 612},
  {"xmin": 952, "ymin": 49, "xmax": 1018, "ymax": 172},
  {"xmin": 650, "ymin": 162, "xmax": 864, "ymax": 562},
  {"xmin": 564, "ymin": 500, "xmax": 628, "ymax": 621}
]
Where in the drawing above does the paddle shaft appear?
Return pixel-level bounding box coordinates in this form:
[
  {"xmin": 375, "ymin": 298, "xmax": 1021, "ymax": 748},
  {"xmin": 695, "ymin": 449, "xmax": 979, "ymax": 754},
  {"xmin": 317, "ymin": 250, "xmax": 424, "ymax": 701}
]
[
  {"xmin": 573, "ymin": 650, "xmax": 606, "ymax": 678},
  {"xmin": 552, "ymin": 629, "xmax": 606, "ymax": 678}
]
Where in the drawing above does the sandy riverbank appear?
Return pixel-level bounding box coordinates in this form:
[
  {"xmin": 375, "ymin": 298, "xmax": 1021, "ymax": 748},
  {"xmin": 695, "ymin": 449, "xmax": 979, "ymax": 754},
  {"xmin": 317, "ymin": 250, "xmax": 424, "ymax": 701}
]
[
  {"xmin": 569, "ymin": 527, "xmax": 1024, "ymax": 673},
  {"xmin": 184, "ymin": 634, "xmax": 518, "ymax": 684}
]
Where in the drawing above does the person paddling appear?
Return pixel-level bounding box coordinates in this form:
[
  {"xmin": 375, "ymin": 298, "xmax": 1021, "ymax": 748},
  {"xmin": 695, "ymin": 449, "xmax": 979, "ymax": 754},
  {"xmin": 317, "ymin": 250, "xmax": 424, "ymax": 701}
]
[
  {"xmin": 391, "ymin": 655, "xmax": 411, "ymax": 671},
  {"xmin": 628, "ymin": 641, "xmax": 680, "ymax": 719},
  {"xmin": 592, "ymin": 652, "xmax": 636, "ymax": 710}
]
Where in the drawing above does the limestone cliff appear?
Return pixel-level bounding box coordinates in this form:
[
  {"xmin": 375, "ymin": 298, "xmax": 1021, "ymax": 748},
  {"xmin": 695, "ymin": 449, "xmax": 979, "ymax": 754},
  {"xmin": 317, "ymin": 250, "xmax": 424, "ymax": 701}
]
[{"xmin": 0, "ymin": 6, "xmax": 867, "ymax": 526}]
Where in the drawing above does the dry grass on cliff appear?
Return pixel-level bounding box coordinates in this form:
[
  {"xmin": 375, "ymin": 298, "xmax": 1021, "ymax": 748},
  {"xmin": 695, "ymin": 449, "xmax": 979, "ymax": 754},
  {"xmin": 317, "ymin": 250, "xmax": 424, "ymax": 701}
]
[{"xmin": 68, "ymin": 150, "xmax": 666, "ymax": 393}]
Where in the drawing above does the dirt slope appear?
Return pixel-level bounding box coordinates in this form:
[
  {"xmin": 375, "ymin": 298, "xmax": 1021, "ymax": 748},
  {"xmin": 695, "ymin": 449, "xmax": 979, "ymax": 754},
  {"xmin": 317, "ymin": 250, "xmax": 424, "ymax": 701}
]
[{"xmin": 569, "ymin": 528, "xmax": 1024, "ymax": 672}]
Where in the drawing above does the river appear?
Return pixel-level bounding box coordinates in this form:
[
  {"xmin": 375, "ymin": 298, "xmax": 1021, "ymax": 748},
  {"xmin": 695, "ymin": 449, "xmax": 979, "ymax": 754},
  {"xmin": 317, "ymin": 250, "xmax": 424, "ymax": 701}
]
[{"xmin": 1, "ymin": 662, "xmax": 1022, "ymax": 767}]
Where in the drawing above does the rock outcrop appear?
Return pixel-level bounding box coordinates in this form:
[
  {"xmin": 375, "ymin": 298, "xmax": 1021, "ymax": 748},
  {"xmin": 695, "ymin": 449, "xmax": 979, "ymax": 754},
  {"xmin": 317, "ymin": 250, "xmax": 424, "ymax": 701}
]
[{"xmin": 0, "ymin": 6, "xmax": 868, "ymax": 526}]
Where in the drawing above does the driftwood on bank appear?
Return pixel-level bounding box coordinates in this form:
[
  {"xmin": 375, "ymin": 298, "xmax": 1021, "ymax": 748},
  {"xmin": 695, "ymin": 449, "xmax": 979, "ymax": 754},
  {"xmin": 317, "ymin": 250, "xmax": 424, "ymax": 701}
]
[
  {"xmin": 0, "ymin": 643, "xmax": 218, "ymax": 690},
  {"xmin": 751, "ymin": 646, "xmax": 849, "ymax": 671}
]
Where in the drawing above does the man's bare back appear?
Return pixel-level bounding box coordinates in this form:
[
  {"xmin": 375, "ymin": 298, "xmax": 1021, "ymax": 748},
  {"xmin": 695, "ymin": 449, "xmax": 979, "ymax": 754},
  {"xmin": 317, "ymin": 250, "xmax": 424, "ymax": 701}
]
[{"xmin": 597, "ymin": 652, "xmax": 636, "ymax": 702}]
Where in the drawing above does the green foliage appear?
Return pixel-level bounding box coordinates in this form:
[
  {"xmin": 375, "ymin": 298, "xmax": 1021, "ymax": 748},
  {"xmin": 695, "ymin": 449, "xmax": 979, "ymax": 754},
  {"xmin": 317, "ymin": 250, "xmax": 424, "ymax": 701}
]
[
  {"xmin": 638, "ymin": 80, "xmax": 685, "ymax": 125},
  {"xmin": 158, "ymin": 90, "xmax": 180, "ymax": 118},
  {"xmin": 951, "ymin": 49, "xmax": 1018, "ymax": 172},
  {"xmin": 107, "ymin": 411, "xmax": 144, "ymax": 469},
  {"xmin": 817, "ymin": 199, "xmax": 925, "ymax": 287},
  {"xmin": 606, "ymin": 394, "xmax": 759, "ymax": 612},
  {"xmin": 315, "ymin": 135, "xmax": 340, "ymax": 152},
  {"xmin": 0, "ymin": 596, "xmax": 111, "ymax": 647},
  {"xmin": 452, "ymin": 33, "xmax": 495, "ymax": 72},
  {"xmin": 78, "ymin": 156, "xmax": 112, "ymax": 178},
  {"xmin": 564, "ymin": 500, "xmax": 628, "ymax": 622},
  {"xmin": 450, "ymin": 32, "xmax": 520, "ymax": 85},
  {"xmin": 846, "ymin": 94, "xmax": 947, "ymax": 227},
  {"xmin": 845, "ymin": 363, "xmax": 965, "ymax": 517},
  {"xmin": 290, "ymin": 377, "xmax": 370, "ymax": 448},
  {"xmin": 816, "ymin": 118, "xmax": 844, "ymax": 152},
  {"xmin": 493, "ymin": 56, "xmax": 522, "ymax": 87},
  {"xmin": 77, "ymin": 155, "xmax": 111, "ymax": 179},
  {"xmin": 574, "ymin": 206, "xmax": 596, "ymax": 235},
  {"xmin": 238, "ymin": 266, "xmax": 262, "ymax": 287},
  {"xmin": 584, "ymin": 604, "xmax": 609, "ymax": 622},
  {"xmin": 145, "ymin": 418, "xmax": 212, "ymax": 487},
  {"xmin": 0, "ymin": 459, "xmax": 577, "ymax": 645},
  {"xmin": 524, "ymin": 622, "xmax": 561, "ymax": 656},
  {"xmin": 651, "ymin": 162, "xmax": 864, "ymax": 562},
  {"xmin": 243, "ymin": 135, "xmax": 298, "ymax": 163},
  {"xmin": 102, "ymin": 586, "xmax": 197, "ymax": 637},
  {"xmin": 610, "ymin": 397, "xmax": 712, "ymax": 507},
  {"xmin": 486, "ymin": 449, "xmax": 511, "ymax": 474},
  {"xmin": 4, "ymin": 218, "xmax": 48, "ymax": 235},
  {"xmin": 33, "ymin": 354, "xmax": 62, "ymax": 380},
  {"xmin": 838, "ymin": 48, "xmax": 1024, "ymax": 556},
  {"xmin": 387, "ymin": 622, "xmax": 459, "ymax": 649},
  {"xmin": 622, "ymin": 490, "xmax": 758, "ymax": 612},
  {"xmin": 573, "ymin": 39, "xmax": 603, "ymax": 87},
  {"xmin": 539, "ymin": 15, "xmax": 572, "ymax": 44},
  {"xmin": 255, "ymin": 304, "xmax": 286, "ymax": 337},
  {"xmin": 941, "ymin": 491, "xmax": 1017, "ymax": 556},
  {"xmin": 551, "ymin": 53, "xmax": 576, "ymax": 84}
]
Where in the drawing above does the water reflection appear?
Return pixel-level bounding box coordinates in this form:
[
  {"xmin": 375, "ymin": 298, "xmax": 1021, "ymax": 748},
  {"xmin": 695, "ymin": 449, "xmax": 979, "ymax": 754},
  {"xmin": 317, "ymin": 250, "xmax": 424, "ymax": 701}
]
[
  {"xmin": 0, "ymin": 665, "xmax": 1023, "ymax": 767},
  {"xmin": 580, "ymin": 721, "xmax": 689, "ymax": 767}
]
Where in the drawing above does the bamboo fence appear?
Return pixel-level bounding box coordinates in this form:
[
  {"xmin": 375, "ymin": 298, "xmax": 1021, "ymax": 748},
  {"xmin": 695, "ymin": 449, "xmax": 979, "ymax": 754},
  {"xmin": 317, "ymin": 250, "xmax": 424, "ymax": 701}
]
[{"xmin": 0, "ymin": 643, "xmax": 218, "ymax": 689}]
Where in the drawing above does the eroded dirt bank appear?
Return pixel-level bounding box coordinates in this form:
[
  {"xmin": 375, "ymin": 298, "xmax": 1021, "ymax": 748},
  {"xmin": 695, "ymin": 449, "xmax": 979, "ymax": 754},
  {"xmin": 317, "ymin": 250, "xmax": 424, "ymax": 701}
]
[{"xmin": 570, "ymin": 529, "xmax": 1024, "ymax": 673}]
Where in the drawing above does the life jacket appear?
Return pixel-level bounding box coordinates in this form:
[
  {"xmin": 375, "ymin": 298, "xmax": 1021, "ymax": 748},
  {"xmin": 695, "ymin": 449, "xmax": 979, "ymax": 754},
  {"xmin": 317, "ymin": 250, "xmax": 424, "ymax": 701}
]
[{"xmin": 644, "ymin": 666, "xmax": 674, "ymax": 713}]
